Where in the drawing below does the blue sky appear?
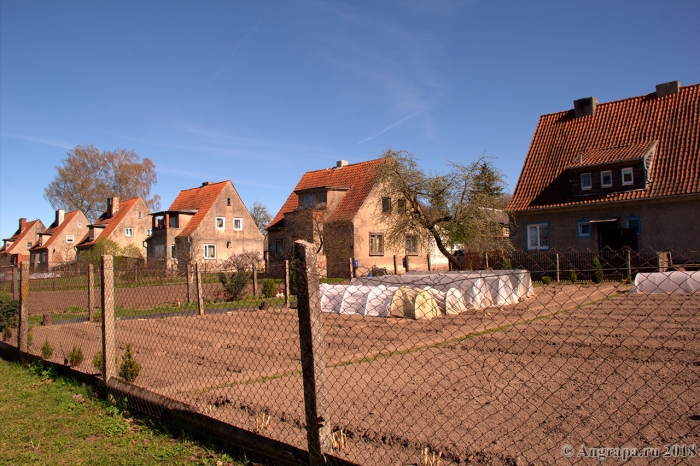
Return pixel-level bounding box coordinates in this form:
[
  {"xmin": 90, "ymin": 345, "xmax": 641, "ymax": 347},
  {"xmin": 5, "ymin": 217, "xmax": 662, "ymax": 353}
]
[{"xmin": 1, "ymin": 0, "xmax": 699, "ymax": 238}]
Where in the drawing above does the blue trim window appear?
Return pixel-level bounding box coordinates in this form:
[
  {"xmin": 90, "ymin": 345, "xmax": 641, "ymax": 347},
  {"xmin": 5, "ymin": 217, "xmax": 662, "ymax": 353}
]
[
  {"xmin": 577, "ymin": 219, "xmax": 591, "ymax": 238},
  {"xmin": 527, "ymin": 223, "xmax": 550, "ymax": 250},
  {"xmin": 625, "ymin": 215, "xmax": 641, "ymax": 235}
]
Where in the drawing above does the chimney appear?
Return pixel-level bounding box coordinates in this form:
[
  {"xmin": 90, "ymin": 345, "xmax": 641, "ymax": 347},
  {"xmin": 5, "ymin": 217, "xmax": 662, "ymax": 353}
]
[
  {"xmin": 336, "ymin": 160, "xmax": 349, "ymax": 168},
  {"xmin": 19, "ymin": 218, "xmax": 26, "ymax": 232},
  {"xmin": 202, "ymin": 181, "xmax": 211, "ymax": 186},
  {"xmin": 656, "ymin": 81, "xmax": 680, "ymax": 98},
  {"xmin": 107, "ymin": 197, "xmax": 119, "ymax": 217},
  {"xmin": 55, "ymin": 209, "xmax": 65, "ymax": 226},
  {"xmin": 574, "ymin": 97, "xmax": 598, "ymax": 118}
]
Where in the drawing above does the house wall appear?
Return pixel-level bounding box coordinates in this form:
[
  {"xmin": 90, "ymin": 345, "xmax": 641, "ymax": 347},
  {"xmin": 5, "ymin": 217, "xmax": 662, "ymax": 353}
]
[
  {"xmin": 106, "ymin": 198, "xmax": 152, "ymax": 258},
  {"xmin": 31, "ymin": 211, "xmax": 88, "ymax": 270},
  {"xmin": 511, "ymin": 195, "xmax": 700, "ymax": 252},
  {"xmin": 185, "ymin": 183, "xmax": 264, "ymax": 264}
]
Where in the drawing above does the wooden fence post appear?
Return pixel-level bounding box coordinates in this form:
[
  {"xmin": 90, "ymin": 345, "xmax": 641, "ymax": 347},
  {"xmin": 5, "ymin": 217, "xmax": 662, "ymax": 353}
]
[
  {"xmin": 88, "ymin": 264, "xmax": 95, "ymax": 322},
  {"xmin": 101, "ymin": 255, "xmax": 116, "ymax": 381},
  {"xmin": 427, "ymin": 254, "xmax": 431, "ymax": 271},
  {"xmin": 293, "ymin": 240, "xmax": 331, "ymax": 464},
  {"xmin": 405, "ymin": 255, "xmax": 410, "ymax": 272},
  {"xmin": 348, "ymin": 258, "xmax": 354, "ymax": 279},
  {"xmin": 194, "ymin": 262, "xmax": 204, "ymax": 316},
  {"xmin": 284, "ymin": 260, "xmax": 291, "ymax": 308},
  {"xmin": 393, "ymin": 255, "xmax": 398, "ymax": 275},
  {"xmin": 264, "ymin": 251, "xmax": 269, "ymax": 274},
  {"xmin": 252, "ymin": 263, "xmax": 258, "ymax": 297},
  {"xmin": 18, "ymin": 262, "xmax": 29, "ymax": 356}
]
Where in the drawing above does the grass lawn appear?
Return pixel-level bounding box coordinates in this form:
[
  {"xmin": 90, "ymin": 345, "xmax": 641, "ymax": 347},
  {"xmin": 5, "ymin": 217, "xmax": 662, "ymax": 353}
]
[{"xmin": 0, "ymin": 358, "xmax": 251, "ymax": 465}]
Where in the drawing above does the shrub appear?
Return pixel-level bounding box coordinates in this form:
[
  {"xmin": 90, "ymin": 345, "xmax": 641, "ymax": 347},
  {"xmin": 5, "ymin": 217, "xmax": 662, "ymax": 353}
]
[
  {"xmin": 27, "ymin": 326, "xmax": 33, "ymax": 347},
  {"xmin": 592, "ymin": 257, "xmax": 604, "ymax": 284},
  {"xmin": 3, "ymin": 326, "xmax": 12, "ymax": 341},
  {"xmin": 541, "ymin": 276, "xmax": 552, "ymax": 285},
  {"xmin": 502, "ymin": 257, "xmax": 513, "ymax": 270},
  {"xmin": 93, "ymin": 351, "xmax": 104, "ymax": 370},
  {"xmin": 41, "ymin": 338, "xmax": 54, "ymax": 359},
  {"xmin": 68, "ymin": 345, "xmax": 84, "ymax": 367},
  {"xmin": 261, "ymin": 279, "xmax": 277, "ymax": 299},
  {"xmin": 218, "ymin": 272, "xmax": 249, "ymax": 301},
  {"xmin": 119, "ymin": 344, "xmax": 141, "ymax": 383},
  {"xmin": 569, "ymin": 268, "xmax": 577, "ymax": 283},
  {"xmin": 0, "ymin": 294, "xmax": 19, "ymax": 334}
]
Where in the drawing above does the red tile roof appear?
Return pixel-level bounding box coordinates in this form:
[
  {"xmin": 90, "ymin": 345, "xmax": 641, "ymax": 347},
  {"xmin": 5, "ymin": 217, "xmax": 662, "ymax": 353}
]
[
  {"xmin": 1, "ymin": 219, "xmax": 44, "ymax": 255},
  {"xmin": 509, "ymin": 83, "xmax": 700, "ymax": 211},
  {"xmin": 30, "ymin": 210, "xmax": 83, "ymax": 251},
  {"xmin": 268, "ymin": 159, "xmax": 383, "ymax": 230},
  {"xmin": 77, "ymin": 198, "xmax": 141, "ymax": 247},
  {"xmin": 567, "ymin": 140, "xmax": 656, "ymax": 169},
  {"xmin": 167, "ymin": 181, "xmax": 228, "ymax": 237}
]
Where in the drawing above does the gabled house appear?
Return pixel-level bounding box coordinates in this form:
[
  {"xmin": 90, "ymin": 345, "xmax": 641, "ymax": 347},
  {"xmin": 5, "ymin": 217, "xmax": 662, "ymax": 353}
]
[
  {"xmin": 508, "ymin": 81, "xmax": 700, "ymax": 253},
  {"xmin": 0, "ymin": 218, "xmax": 45, "ymax": 267},
  {"xmin": 146, "ymin": 181, "xmax": 263, "ymax": 268},
  {"xmin": 29, "ymin": 209, "xmax": 88, "ymax": 271},
  {"xmin": 76, "ymin": 197, "xmax": 151, "ymax": 259},
  {"xmin": 267, "ymin": 159, "xmax": 448, "ymax": 277}
]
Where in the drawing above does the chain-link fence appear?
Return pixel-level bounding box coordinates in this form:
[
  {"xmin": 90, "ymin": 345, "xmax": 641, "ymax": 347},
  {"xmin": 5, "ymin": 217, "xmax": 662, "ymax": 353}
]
[{"xmin": 2, "ymin": 246, "xmax": 698, "ymax": 465}]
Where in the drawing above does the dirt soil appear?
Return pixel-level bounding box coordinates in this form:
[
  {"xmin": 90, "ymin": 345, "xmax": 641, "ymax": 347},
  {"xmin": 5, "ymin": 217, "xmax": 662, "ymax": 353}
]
[{"xmin": 19, "ymin": 282, "xmax": 700, "ymax": 465}]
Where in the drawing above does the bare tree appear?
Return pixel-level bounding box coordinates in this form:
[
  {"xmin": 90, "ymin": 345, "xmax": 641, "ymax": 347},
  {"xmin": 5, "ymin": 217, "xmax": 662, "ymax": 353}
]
[
  {"xmin": 44, "ymin": 145, "xmax": 160, "ymax": 222},
  {"xmin": 373, "ymin": 149, "xmax": 512, "ymax": 270},
  {"xmin": 248, "ymin": 200, "xmax": 272, "ymax": 234}
]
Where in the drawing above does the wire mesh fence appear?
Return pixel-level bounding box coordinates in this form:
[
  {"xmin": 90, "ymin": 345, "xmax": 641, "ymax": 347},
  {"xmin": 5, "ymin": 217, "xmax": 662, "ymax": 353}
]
[{"xmin": 1, "ymin": 246, "xmax": 699, "ymax": 465}]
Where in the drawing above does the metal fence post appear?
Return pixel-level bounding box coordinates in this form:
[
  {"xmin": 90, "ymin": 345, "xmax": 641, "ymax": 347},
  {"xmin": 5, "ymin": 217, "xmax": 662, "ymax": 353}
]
[
  {"xmin": 88, "ymin": 264, "xmax": 95, "ymax": 322},
  {"xmin": 101, "ymin": 255, "xmax": 116, "ymax": 381},
  {"xmin": 252, "ymin": 263, "xmax": 258, "ymax": 297},
  {"xmin": 18, "ymin": 262, "xmax": 29, "ymax": 356},
  {"xmin": 194, "ymin": 262, "xmax": 204, "ymax": 316},
  {"xmin": 293, "ymin": 240, "xmax": 331, "ymax": 464},
  {"xmin": 284, "ymin": 260, "xmax": 291, "ymax": 308},
  {"xmin": 555, "ymin": 253, "xmax": 560, "ymax": 282}
]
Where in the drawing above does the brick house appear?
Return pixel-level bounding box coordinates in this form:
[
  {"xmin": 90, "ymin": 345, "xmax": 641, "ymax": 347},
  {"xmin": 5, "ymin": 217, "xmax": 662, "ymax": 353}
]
[
  {"xmin": 146, "ymin": 181, "xmax": 264, "ymax": 268},
  {"xmin": 29, "ymin": 209, "xmax": 88, "ymax": 271},
  {"xmin": 75, "ymin": 197, "xmax": 151, "ymax": 259},
  {"xmin": 508, "ymin": 81, "xmax": 699, "ymax": 253},
  {"xmin": 0, "ymin": 218, "xmax": 46, "ymax": 267},
  {"xmin": 267, "ymin": 159, "xmax": 449, "ymax": 277}
]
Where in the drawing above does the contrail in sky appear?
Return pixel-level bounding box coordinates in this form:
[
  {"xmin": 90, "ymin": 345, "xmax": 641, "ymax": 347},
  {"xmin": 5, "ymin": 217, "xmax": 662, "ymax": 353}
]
[
  {"xmin": 354, "ymin": 108, "xmax": 425, "ymax": 146},
  {"xmin": 208, "ymin": 28, "xmax": 257, "ymax": 85}
]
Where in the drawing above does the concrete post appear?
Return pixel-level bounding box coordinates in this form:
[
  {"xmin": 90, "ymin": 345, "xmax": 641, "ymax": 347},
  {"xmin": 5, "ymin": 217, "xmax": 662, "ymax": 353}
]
[
  {"xmin": 263, "ymin": 251, "xmax": 269, "ymax": 274},
  {"xmin": 12, "ymin": 268, "xmax": 17, "ymax": 300},
  {"xmin": 626, "ymin": 249, "xmax": 632, "ymax": 278},
  {"xmin": 284, "ymin": 260, "xmax": 291, "ymax": 308},
  {"xmin": 427, "ymin": 254, "xmax": 431, "ymax": 271},
  {"xmin": 101, "ymin": 255, "xmax": 116, "ymax": 381},
  {"xmin": 88, "ymin": 264, "xmax": 95, "ymax": 322},
  {"xmin": 293, "ymin": 240, "xmax": 331, "ymax": 464},
  {"xmin": 18, "ymin": 262, "xmax": 29, "ymax": 356},
  {"xmin": 484, "ymin": 252, "xmax": 489, "ymax": 269},
  {"xmin": 186, "ymin": 262, "xmax": 193, "ymax": 303},
  {"xmin": 348, "ymin": 258, "xmax": 353, "ymax": 279},
  {"xmin": 555, "ymin": 253, "xmax": 560, "ymax": 282},
  {"xmin": 194, "ymin": 262, "xmax": 204, "ymax": 316},
  {"xmin": 252, "ymin": 264, "xmax": 258, "ymax": 297},
  {"xmin": 405, "ymin": 255, "xmax": 410, "ymax": 272},
  {"xmin": 393, "ymin": 255, "xmax": 398, "ymax": 275}
]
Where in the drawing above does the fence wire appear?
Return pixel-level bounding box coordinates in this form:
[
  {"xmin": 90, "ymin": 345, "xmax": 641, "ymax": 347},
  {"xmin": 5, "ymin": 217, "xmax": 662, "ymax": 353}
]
[{"xmin": 2, "ymin": 248, "xmax": 699, "ymax": 465}]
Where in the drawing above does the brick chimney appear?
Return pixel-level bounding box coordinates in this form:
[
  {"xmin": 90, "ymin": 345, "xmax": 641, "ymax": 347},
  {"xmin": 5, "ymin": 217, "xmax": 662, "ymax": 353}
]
[
  {"xmin": 574, "ymin": 97, "xmax": 598, "ymax": 118},
  {"xmin": 107, "ymin": 197, "xmax": 119, "ymax": 217},
  {"xmin": 656, "ymin": 81, "xmax": 680, "ymax": 98},
  {"xmin": 55, "ymin": 209, "xmax": 65, "ymax": 226},
  {"xmin": 336, "ymin": 160, "xmax": 349, "ymax": 168},
  {"xmin": 19, "ymin": 218, "xmax": 26, "ymax": 232}
]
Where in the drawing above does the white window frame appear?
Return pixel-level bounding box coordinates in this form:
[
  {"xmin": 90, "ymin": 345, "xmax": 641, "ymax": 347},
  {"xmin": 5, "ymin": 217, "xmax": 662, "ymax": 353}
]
[
  {"xmin": 216, "ymin": 217, "xmax": 225, "ymax": 230},
  {"xmin": 233, "ymin": 218, "xmax": 243, "ymax": 231},
  {"xmin": 369, "ymin": 232, "xmax": 384, "ymax": 256},
  {"xmin": 125, "ymin": 228, "xmax": 134, "ymax": 237},
  {"xmin": 66, "ymin": 234, "xmax": 74, "ymax": 244},
  {"xmin": 576, "ymin": 220, "xmax": 591, "ymax": 238},
  {"xmin": 526, "ymin": 223, "xmax": 549, "ymax": 251},
  {"xmin": 169, "ymin": 244, "xmax": 175, "ymax": 259},
  {"xmin": 78, "ymin": 222, "xmax": 82, "ymax": 228},
  {"xmin": 580, "ymin": 173, "xmax": 592, "ymax": 191},
  {"xmin": 600, "ymin": 170, "xmax": 613, "ymax": 188},
  {"xmin": 621, "ymin": 167, "xmax": 634, "ymax": 186},
  {"xmin": 203, "ymin": 244, "xmax": 216, "ymax": 259}
]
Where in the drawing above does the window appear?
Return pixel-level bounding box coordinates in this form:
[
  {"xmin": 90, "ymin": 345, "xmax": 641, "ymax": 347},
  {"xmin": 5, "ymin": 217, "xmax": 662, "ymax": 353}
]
[
  {"xmin": 621, "ymin": 167, "xmax": 634, "ymax": 186},
  {"xmin": 27, "ymin": 242, "xmax": 32, "ymax": 248},
  {"xmin": 203, "ymin": 244, "xmax": 216, "ymax": 259},
  {"xmin": 78, "ymin": 222, "xmax": 82, "ymax": 228},
  {"xmin": 601, "ymin": 170, "xmax": 613, "ymax": 188},
  {"xmin": 576, "ymin": 219, "xmax": 591, "ymax": 238},
  {"xmin": 369, "ymin": 233, "xmax": 384, "ymax": 255},
  {"xmin": 169, "ymin": 216, "xmax": 179, "ymax": 228},
  {"xmin": 405, "ymin": 235, "xmax": 418, "ymax": 255},
  {"xmin": 580, "ymin": 173, "xmax": 592, "ymax": 191},
  {"xmin": 147, "ymin": 229, "xmax": 152, "ymax": 236},
  {"xmin": 233, "ymin": 218, "xmax": 243, "ymax": 231},
  {"xmin": 625, "ymin": 215, "xmax": 641, "ymax": 235},
  {"xmin": 227, "ymin": 197, "xmax": 231, "ymax": 206},
  {"xmin": 526, "ymin": 223, "xmax": 549, "ymax": 250},
  {"xmin": 382, "ymin": 197, "xmax": 392, "ymax": 214},
  {"xmin": 125, "ymin": 228, "xmax": 134, "ymax": 237},
  {"xmin": 397, "ymin": 199, "xmax": 406, "ymax": 213},
  {"xmin": 138, "ymin": 211, "xmax": 142, "ymax": 218},
  {"xmin": 216, "ymin": 217, "xmax": 225, "ymax": 230},
  {"xmin": 275, "ymin": 238, "xmax": 286, "ymax": 255},
  {"xmin": 169, "ymin": 244, "xmax": 175, "ymax": 259},
  {"xmin": 66, "ymin": 234, "xmax": 75, "ymax": 244}
]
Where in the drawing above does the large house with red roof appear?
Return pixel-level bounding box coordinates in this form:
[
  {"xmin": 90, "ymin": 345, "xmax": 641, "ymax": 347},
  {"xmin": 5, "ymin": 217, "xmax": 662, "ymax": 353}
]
[
  {"xmin": 267, "ymin": 159, "xmax": 447, "ymax": 277},
  {"xmin": 146, "ymin": 181, "xmax": 263, "ymax": 268},
  {"xmin": 76, "ymin": 197, "xmax": 151, "ymax": 259},
  {"xmin": 508, "ymin": 81, "xmax": 699, "ymax": 253},
  {"xmin": 29, "ymin": 209, "xmax": 88, "ymax": 271},
  {"xmin": 0, "ymin": 218, "xmax": 45, "ymax": 267}
]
